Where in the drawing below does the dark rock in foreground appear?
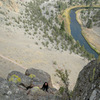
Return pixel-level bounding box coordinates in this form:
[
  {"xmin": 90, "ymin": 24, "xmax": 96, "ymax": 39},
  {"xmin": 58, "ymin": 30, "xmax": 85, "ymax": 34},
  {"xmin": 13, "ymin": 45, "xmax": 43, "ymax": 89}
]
[
  {"xmin": 0, "ymin": 60, "xmax": 100, "ymax": 100},
  {"xmin": 0, "ymin": 68, "xmax": 61, "ymax": 100},
  {"xmin": 0, "ymin": 78, "xmax": 28, "ymax": 100},
  {"xmin": 72, "ymin": 60, "xmax": 100, "ymax": 100}
]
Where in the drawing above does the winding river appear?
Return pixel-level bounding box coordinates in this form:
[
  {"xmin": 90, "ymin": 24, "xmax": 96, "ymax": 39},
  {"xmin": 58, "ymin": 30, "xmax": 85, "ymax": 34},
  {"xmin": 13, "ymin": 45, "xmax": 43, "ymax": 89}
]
[{"xmin": 70, "ymin": 9, "xmax": 98, "ymax": 58}]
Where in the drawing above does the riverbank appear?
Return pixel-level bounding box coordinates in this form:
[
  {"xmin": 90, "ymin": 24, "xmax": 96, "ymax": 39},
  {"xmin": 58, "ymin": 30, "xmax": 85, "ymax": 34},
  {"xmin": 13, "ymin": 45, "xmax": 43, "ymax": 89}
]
[
  {"xmin": 62, "ymin": 5, "xmax": 100, "ymax": 55},
  {"xmin": 76, "ymin": 10, "xmax": 100, "ymax": 54},
  {"xmin": 63, "ymin": 5, "xmax": 89, "ymax": 35},
  {"xmin": 63, "ymin": 5, "xmax": 100, "ymax": 35}
]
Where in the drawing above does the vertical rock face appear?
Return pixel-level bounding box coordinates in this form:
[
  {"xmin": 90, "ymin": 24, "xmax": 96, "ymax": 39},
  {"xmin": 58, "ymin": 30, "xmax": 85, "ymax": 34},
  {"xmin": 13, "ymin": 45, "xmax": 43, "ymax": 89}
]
[
  {"xmin": 0, "ymin": 0, "xmax": 19, "ymax": 12},
  {"xmin": 72, "ymin": 60, "xmax": 100, "ymax": 100}
]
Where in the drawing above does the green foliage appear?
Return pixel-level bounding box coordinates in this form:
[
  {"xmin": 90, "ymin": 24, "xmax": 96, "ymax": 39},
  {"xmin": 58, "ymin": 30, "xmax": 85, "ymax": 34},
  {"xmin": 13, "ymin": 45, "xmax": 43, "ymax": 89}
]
[
  {"xmin": 42, "ymin": 6, "xmax": 45, "ymax": 10},
  {"xmin": 56, "ymin": 69, "xmax": 71, "ymax": 100},
  {"xmin": 46, "ymin": 41, "xmax": 49, "ymax": 47},
  {"xmin": 90, "ymin": 68, "xmax": 96, "ymax": 82},
  {"xmin": 59, "ymin": 87, "xmax": 65, "ymax": 95},
  {"xmin": 56, "ymin": 69, "xmax": 69, "ymax": 87},
  {"xmin": 86, "ymin": 19, "xmax": 93, "ymax": 28},
  {"xmin": 35, "ymin": 42, "xmax": 38, "ymax": 45},
  {"xmin": 57, "ymin": 1, "xmax": 67, "ymax": 11},
  {"xmin": 17, "ymin": 0, "xmax": 95, "ymax": 61},
  {"xmin": 0, "ymin": 11, "xmax": 5, "ymax": 15},
  {"xmin": 46, "ymin": 10, "xmax": 49, "ymax": 15},
  {"xmin": 53, "ymin": 61, "xmax": 57, "ymax": 65},
  {"xmin": 68, "ymin": 0, "xmax": 98, "ymax": 6},
  {"xmin": 94, "ymin": 0, "xmax": 99, "ymax": 4},
  {"xmin": 60, "ymin": 21, "xmax": 65, "ymax": 31},
  {"xmin": 6, "ymin": 22, "xmax": 11, "ymax": 26},
  {"xmin": 69, "ymin": 0, "xmax": 73, "ymax": 5},
  {"xmin": 97, "ymin": 54, "xmax": 100, "ymax": 64}
]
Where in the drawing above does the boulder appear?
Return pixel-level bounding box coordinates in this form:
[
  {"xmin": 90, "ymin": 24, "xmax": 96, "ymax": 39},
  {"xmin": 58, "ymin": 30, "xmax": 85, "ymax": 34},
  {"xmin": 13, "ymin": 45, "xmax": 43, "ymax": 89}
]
[
  {"xmin": 25, "ymin": 68, "xmax": 52, "ymax": 87},
  {"xmin": 27, "ymin": 86, "xmax": 62, "ymax": 100},
  {"xmin": 0, "ymin": 78, "xmax": 28, "ymax": 100},
  {"xmin": 0, "ymin": 77, "xmax": 4, "ymax": 82},
  {"xmin": 72, "ymin": 60, "xmax": 100, "ymax": 100},
  {"xmin": 7, "ymin": 71, "xmax": 32, "ymax": 87}
]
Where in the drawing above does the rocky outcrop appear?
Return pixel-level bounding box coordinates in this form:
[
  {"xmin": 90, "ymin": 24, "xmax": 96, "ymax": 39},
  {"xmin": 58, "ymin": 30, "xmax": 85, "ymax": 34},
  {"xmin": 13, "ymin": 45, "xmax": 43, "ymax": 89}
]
[
  {"xmin": 0, "ymin": 68, "xmax": 61, "ymax": 100},
  {"xmin": 7, "ymin": 71, "xmax": 32, "ymax": 87},
  {"xmin": 0, "ymin": 77, "xmax": 27, "ymax": 100},
  {"xmin": 1, "ymin": 60, "xmax": 100, "ymax": 100},
  {"xmin": 25, "ymin": 68, "xmax": 52, "ymax": 87},
  {"xmin": 72, "ymin": 60, "xmax": 100, "ymax": 100}
]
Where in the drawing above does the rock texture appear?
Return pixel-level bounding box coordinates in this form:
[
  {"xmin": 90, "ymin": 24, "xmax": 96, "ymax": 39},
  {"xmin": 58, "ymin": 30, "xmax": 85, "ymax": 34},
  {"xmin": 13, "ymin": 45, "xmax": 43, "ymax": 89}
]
[
  {"xmin": 72, "ymin": 60, "xmax": 100, "ymax": 100},
  {"xmin": 0, "ymin": 77, "xmax": 27, "ymax": 100},
  {"xmin": 7, "ymin": 71, "xmax": 32, "ymax": 87},
  {"xmin": 0, "ymin": 60, "xmax": 100, "ymax": 100},
  {"xmin": 25, "ymin": 68, "xmax": 52, "ymax": 87},
  {"xmin": 0, "ymin": 68, "xmax": 61, "ymax": 100}
]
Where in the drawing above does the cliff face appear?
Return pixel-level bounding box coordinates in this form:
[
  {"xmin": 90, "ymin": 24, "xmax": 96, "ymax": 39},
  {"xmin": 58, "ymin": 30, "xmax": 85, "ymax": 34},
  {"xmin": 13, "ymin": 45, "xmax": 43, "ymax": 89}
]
[
  {"xmin": 72, "ymin": 60, "xmax": 100, "ymax": 100},
  {"xmin": 0, "ymin": 68, "xmax": 61, "ymax": 100},
  {"xmin": 0, "ymin": 0, "xmax": 19, "ymax": 12}
]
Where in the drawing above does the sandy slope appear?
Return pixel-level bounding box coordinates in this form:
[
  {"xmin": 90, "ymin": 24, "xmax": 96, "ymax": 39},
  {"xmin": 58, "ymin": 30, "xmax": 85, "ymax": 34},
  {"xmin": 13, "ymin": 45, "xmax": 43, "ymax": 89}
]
[
  {"xmin": 0, "ymin": 56, "xmax": 25, "ymax": 78},
  {"xmin": 0, "ymin": 24, "xmax": 89, "ymax": 90},
  {"xmin": 0, "ymin": 0, "xmax": 89, "ymax": 90}
]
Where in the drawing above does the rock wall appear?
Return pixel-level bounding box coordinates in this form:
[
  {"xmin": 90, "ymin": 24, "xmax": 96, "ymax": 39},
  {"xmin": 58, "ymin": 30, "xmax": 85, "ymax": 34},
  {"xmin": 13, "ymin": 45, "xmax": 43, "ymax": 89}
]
[{"xmin": 72, "ymin": 60, "xmax": 100, "ymax": 100}]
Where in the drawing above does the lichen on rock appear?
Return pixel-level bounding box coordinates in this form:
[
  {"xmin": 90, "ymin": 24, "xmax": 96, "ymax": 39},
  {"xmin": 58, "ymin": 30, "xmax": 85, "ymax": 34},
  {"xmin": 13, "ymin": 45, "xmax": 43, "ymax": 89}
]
[{"xmin": 9, "ymin": 74, "xmax": 21, "ymax": 83}]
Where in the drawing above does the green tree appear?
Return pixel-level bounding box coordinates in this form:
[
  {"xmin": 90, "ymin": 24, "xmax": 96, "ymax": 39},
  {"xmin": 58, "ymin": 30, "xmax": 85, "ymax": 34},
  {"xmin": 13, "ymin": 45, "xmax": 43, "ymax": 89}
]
[
  {"xmin": 94, "ymin": 0, "xmax": 98, "ymax": 4},
  {"xmin": 60, "ymin": 20, "xmax": 65, "ymax": 31},
  {"xmin": 46, "ymin": 10, "xmax": 49, "ymax": 15},
  {"xmin": 86, "ymin": 19, "xmax": 93, "ymax": 28},
  {"xmin": 75, "ymin": 40, "xmax": 80, "ymax": 48},
  {"xmin": 69, "ymin": 0, "xmax": 73, "ymax": 5},
  {"xmin": 56, "ymin": 69, "xmax": 70, "ymax": 100},
  {"xmin": 97, "ymin": 54, "xmax": 100, "ymax": 64},
  {"xmin": 80, "ymin": 45, "xmax": 85, "ymax": 53}
]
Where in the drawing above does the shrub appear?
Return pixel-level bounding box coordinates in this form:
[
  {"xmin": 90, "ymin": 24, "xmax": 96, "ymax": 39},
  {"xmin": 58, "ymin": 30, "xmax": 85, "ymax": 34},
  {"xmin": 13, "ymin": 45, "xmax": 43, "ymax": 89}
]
[
  {"xmin": 56, "ymin": 69, "xmax": 71, "ymax": 100},
  {"xmin": 53, "ymin": 61, "xmax": 57, "ymax": 65},
  {"xmin": 86, "ymin": 19, "xmax": 92, "ymax": 28}
]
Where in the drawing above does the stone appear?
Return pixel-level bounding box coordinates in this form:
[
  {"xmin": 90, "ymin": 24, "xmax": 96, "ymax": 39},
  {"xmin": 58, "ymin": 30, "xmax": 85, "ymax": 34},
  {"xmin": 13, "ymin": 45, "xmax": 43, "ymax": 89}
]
[
  {"xmin": 72, "ymin": 60, "xmax": 100, "ymax": 100},
  {"xmin": 0, "ymin": 78, "xmax": 28, "ymax": 100},
  {"xmin": 0, "ymin": 77, "xmax": 4, "ymax": 82},
  {"xmin": 7, "ymin": 71, "xmax": 32, "ymax": 87},
  {"xmin": 25, "ymin": 68, "xmax": 52, "ymax": 87},
  {"xmin": 27, "ymin": 87, "xmax": 62, "ymax": 100}
]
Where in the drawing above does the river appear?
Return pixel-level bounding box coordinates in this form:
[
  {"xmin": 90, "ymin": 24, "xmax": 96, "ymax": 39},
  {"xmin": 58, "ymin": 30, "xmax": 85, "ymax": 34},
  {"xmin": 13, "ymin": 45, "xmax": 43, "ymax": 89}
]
[{"xmin": 70, "ymin": 9, "xmax": 98, "ymax": 58}]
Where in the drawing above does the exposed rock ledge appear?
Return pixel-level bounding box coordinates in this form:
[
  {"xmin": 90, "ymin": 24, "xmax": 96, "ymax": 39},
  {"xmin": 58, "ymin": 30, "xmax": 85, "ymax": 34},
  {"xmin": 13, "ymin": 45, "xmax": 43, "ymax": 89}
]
[
  {"xmin": 0, "ymin": 68, "xmax": 62, "ymax": 100},
  {"xmin": 0, "ymin": 60, "xmax": 100, "ymax": 100}
]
